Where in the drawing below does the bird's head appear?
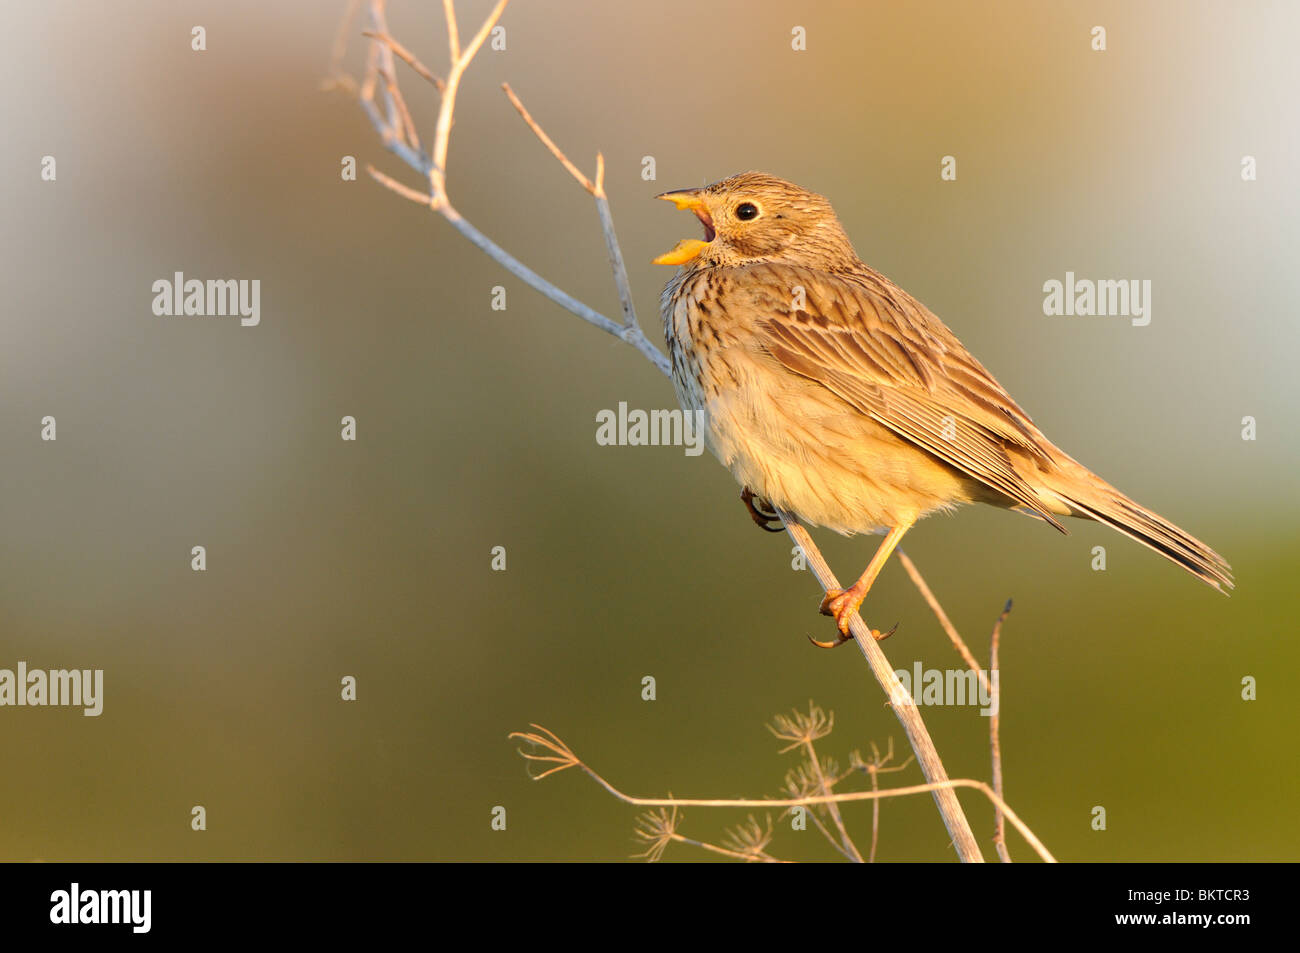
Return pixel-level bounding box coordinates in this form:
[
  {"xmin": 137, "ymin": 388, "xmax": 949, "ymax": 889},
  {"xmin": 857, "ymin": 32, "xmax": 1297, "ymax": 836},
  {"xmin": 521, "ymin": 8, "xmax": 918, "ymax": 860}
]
[{"xmin": 653, "ymin": 171, "xmax": 858, "ymax": 271}]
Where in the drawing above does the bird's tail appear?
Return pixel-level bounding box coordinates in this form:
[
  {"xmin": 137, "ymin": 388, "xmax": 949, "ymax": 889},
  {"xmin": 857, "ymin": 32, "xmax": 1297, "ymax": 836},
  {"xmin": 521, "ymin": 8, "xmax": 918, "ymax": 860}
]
[{"xmin": 1039, "ymin": 459, "xmax": 1234, "ymax": 593}]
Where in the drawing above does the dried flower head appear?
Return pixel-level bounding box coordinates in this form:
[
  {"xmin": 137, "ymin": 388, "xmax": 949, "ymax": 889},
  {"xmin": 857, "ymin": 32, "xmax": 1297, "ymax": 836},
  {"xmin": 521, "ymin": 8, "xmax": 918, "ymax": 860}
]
[{"xmin": 767, "ymin": 701, "xmax": 834, "ymax": 753}]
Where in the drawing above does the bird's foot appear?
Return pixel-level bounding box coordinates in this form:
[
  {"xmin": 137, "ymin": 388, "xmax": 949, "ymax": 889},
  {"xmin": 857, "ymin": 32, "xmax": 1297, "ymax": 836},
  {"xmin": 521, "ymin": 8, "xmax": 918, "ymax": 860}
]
[
  {"xmin": 817, "ymin": 587, "xmax": 862, "ymax": 634},
  {"xmin": 815, "ymin": 587, "xmax": 898, "ymax": 644},
  {"xmin": 740, "ymin": 487, "xmax": 785, "ymax": 533}
]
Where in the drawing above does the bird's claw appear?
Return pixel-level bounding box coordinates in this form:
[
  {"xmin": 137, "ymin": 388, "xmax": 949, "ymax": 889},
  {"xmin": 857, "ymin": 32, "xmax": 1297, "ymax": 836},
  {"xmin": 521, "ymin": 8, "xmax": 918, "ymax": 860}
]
[
  {"xmin": 808, "ymin": 631, "xmax": 854, "ymax": 649},
  {"xmin": 808, "ymin": 623, "xmax": 897, "ymax": 649},
  {"xmin": 875, "ymin": 621, "xmax": 900, "ymax": 642},
  {"xmin": 740, "ymin": 487, "xmax": 785, "ymax": 533},
  {"xmin": 808, "ymin": 622, "xmax": 898, "ymax": 649}
]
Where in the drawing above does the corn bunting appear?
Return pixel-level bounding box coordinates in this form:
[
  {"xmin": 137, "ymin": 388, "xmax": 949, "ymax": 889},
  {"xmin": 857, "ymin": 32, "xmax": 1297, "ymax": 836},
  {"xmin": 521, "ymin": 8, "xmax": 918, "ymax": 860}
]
[{"xmin": 654, "ymin": 171, "xmax": 1232, "ymax": 641}]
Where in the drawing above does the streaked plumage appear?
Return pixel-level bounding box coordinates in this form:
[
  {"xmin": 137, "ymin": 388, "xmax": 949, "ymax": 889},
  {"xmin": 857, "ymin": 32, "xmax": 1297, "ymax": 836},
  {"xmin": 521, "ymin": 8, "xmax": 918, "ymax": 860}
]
[{"xmin": 655, "ymin": 172, "xmax": 1232, "ymax": 634}]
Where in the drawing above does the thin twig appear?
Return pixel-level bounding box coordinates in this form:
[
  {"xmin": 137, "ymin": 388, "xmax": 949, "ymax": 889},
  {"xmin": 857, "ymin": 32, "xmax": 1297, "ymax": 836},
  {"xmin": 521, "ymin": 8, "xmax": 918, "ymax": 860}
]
[
  {"xmin": 802, "ymin": 737, "xmax": 864, "ymax": 863},
  {"xmin": 324, "ymin": 0, "xmax": 362, "ymax": 93},
  {"xmin": 898, "ymin": 545, "xmax": 1016, "ymax": 861},
  {"xmin": 442, "ymin": 0, "xmax": 461, "ymax": 61},
  {"xmin": 668, "ymin": 833, "xmax": 787, "ymax": 863},
  {"xmin": 804, "ymin": 807, "xmax": 858, "ymax": 862},
  {"xmin": 378, "ymin": 67, "xmax": 421, "ymax": 151},
  {"xmin": 355, "ymin": 6, "xmax": 429, "ymax": 173},
  {"xmin": 635, "ymin": 807, "xmax": 787, "ymax": 862},
  {"xmin": 510, "ymin": 724, "xmax": 1056, "ymax": 863},
  {"xmin": 860, "ymin": 740, "xmax": 909, "ymax": 862},
  {"xmin": 897, "ymin": 548, "xmax": 991, "ymax": 697},
  {"xmin": 430, "ymin": 0, "xmax": 511, "ymax": 201},
  {"xmin": 366, "ymin": 1, "xmax": 403, "ymax": 150},
  {"xmin": 368, "ymin": 165, "xmax": 435, "ymax": 205},
  {"xmin": 591, "ymin": 167, "xmax": 640, "ymax": 330},
  {"xmin": 779, "ymin": 510, "xmax": 984, "ymax": 862},
  {"xmin": 866, "ymin": 757, "xmax": 882, "ymax": 862},
  {"xmin": 502, "ymin": 83, "xmax": 597, "ymax": 194},
  {"xmin": 352, "ymin": 8, "xmax": 665, "ymax": 366},
  {"xmin": 991, "ymin": 599, "xmax": 1012, "ymax": 862},
  {"xmin": 361, "ymin": 30, "xmax": 445, "ymax": 90},
  {"xmin": 350, "ymin": 5, "xmax": 670, "ymax": 371},
  {"xmin": 501, "ymin": 86, "xmax": 639, "ymax": 330},
  {"xmin": 771, "ymin": 704, "xmax": 858, "ymax": 861}
]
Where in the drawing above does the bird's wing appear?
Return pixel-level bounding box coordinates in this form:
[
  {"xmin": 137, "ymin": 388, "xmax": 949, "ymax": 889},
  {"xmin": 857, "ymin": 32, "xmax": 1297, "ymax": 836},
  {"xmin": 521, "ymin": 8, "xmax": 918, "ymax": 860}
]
[{"xmin": 742, "ymin": 262, "xmax": 1066, "ymax": 531}]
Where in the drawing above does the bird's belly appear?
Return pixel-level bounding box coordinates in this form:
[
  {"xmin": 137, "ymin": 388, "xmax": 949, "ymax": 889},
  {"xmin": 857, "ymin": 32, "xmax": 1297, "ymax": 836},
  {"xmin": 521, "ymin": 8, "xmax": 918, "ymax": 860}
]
[{"xmin": 684, "ymin": 355, "xmax": 977, "ymax": 535}]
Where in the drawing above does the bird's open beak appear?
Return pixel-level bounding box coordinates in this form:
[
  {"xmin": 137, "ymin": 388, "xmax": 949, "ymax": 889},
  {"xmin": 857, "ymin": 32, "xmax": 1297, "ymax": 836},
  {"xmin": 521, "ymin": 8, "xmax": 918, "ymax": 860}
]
[{"xmin": 653, "ymin": 189, "xmax": 714, "ymax": 266}]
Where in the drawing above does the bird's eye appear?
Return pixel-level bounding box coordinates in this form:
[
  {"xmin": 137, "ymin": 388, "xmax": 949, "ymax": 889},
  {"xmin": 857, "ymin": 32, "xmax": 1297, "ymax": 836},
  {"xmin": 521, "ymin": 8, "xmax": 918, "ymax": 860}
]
[{"xmin": 735, "ymin": 202, "xmax": 759, "ymax": 221}]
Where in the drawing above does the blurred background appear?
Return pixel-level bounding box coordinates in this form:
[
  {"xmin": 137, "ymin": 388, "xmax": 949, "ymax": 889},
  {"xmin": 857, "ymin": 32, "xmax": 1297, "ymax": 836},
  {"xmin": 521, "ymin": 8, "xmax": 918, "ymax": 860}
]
[{"xmin": 1, "ymin": 0, "xmax": 1296, "ymax": 861}]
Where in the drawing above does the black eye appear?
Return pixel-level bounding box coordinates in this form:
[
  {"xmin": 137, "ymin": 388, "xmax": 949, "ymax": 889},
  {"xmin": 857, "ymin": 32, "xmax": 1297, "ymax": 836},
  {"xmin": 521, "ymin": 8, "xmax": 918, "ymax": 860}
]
[{"xmin": 735, "ymin": 202, "xmax": 759, "ymax": 221}]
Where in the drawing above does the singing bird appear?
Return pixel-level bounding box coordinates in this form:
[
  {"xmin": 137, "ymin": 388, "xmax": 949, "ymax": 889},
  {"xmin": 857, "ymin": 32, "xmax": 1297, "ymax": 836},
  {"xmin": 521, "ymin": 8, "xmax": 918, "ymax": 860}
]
[{"xmin": 653, "ymin": 172, "xmax": 1232, "ymax": 643}]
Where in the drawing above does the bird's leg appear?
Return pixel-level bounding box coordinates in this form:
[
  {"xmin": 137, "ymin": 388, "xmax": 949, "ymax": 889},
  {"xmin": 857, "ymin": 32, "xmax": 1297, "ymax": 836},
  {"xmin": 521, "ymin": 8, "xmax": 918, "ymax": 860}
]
[
  {"xmin": 740, "ymin": 487, "xmax": 785, "ymax": 533},
  {"xmin": 818, "ymin": 525, "xmax": 910, "ymax": 639}
]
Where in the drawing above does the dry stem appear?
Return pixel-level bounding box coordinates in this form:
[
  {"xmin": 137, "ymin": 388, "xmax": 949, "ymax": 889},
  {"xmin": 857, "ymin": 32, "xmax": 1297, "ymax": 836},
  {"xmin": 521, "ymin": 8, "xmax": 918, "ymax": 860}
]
[
  {"xmin": 990, "ymin": 600, "xmax": 1012, "ymax": 862},
  {"xmin": 511, "ymin": 723, "xmax": 1056, "ymax": 863}
]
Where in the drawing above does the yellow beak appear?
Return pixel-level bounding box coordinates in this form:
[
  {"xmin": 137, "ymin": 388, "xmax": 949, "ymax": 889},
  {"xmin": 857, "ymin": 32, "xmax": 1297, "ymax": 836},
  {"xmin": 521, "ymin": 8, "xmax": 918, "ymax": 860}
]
[
  {"xmin": 653, "ymin": 189, "xmax": 713, "ymax": 266},
  {"xmin": 652, "ymin": 238, "xmax": 711, "ymax": 266},
  {"xmin": 656, "ymin": 189, "xmax": 708, "ymax": 213}
]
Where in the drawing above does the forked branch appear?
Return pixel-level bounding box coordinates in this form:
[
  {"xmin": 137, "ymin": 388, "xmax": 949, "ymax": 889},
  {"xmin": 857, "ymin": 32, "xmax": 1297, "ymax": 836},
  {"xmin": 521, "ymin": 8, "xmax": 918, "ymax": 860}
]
[{"xmin": 509, "ymin": 722, "xmax": 1056, "ymax": 863}]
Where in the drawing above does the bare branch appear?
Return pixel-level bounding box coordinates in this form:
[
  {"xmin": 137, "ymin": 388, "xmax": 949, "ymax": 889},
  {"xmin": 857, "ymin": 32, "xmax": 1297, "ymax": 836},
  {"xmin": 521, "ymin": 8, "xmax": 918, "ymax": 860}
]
[
  {"xmin": 635, "ymin": 807, "xmax": 788, "ymax": 863},
  {"xmin": 897, "ymin": 548, "xmax": 991, "ymax": 697},
  {"xmin": 457, "ymin": 0, "xmax": 504, "ymax": 71},
  {"xmin": 867, "ymin": 758, "xmax": 882, "ymax": 862},
  {"xmin": 431, "ymin": 0, "xmax": 512, "ymax": 200},
  {"xmin": 780, "ymin": 510, "xmax": 984, "ymax": 862},
  {"xmin": 510, "ymin": 724, "xmax": 1057, "ymax": 863},
  {"xmin": 592, "ymin": 180, "xmax": 639, "ymax": 330},
  {"xmin": 991, "ymin": 599, "xmax": 1013, "ymax": 862},
  {"xmin": 367, "ymin": 165, "xmax": 434, "ymax": 205},
  {"xmin": 897, "ymin": 547, "xmax": 1017, "ymax": 861},
  {"xmin": 855, "ymin": 739, "xmax": 910, "ymax": 862},
  {"xmin": 361, "ymin": 30, "xmax": 445, "ymax": 91},
  {"xmin": 366, "ymin": 1, "xmax": 404, "ymax": 149},
  {"xmin": 324, "ymin": 0, "xmax": 362, "ymax": 92},
  {"xmin": 343, "ymin": 4, "xmax": 667, "ymax": 371},
  {"xmin": 442, "ymin": 0, "xmax": 461, "ymax": 61},
  {"xmin": 796, "ymin": 719, "xmax": 863, "ymax": 862},
  {"xmin": 500, "ymin": 85, "xmax": 641, "ymax": 331},
  {"xmin": 502, "ymin": 83, "xmax": 597, "ymax": 194},
  {"xmin": 351, "ymin": 4, "xmax": 431, "ymax": 173},
  {"xmin": 378, "ymin": 67, "xmax": 421, "ymax": 151}
]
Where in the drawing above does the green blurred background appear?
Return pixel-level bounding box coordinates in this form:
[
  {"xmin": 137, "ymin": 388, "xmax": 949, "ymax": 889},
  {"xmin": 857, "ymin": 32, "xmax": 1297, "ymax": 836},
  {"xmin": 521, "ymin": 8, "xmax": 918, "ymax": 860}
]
[{"xmin": 1, "ymin": 0, "xmax": 1296, "ymax": 861}]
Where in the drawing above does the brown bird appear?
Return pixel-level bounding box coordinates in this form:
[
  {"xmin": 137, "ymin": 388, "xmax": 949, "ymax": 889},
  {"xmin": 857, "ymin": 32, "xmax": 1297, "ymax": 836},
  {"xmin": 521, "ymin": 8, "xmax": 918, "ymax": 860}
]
[{"xmin": 654, "ymin": 171, "xmax": 1232, "ymax": 642}]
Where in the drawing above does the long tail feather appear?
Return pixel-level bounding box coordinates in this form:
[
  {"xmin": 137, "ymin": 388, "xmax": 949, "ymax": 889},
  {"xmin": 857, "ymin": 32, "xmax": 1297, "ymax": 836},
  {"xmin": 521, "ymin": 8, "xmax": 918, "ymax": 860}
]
[{"xmin": 1042, "ymin": 467, "xmax": 1234, "ymax": 593}]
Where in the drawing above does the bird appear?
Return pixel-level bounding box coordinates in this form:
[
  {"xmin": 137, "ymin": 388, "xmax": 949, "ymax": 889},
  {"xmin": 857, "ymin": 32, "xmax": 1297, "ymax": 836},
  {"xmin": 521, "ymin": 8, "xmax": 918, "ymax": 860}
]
[{"xmin": 652, "ymin": 171, "xmax": 1232, "ymax": 644}]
